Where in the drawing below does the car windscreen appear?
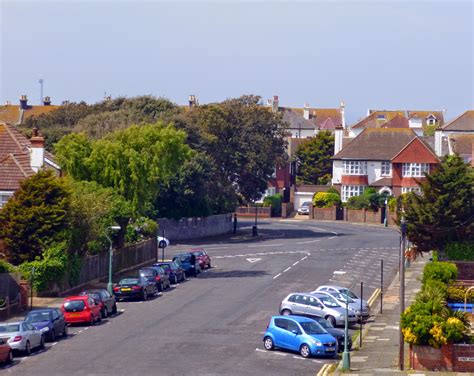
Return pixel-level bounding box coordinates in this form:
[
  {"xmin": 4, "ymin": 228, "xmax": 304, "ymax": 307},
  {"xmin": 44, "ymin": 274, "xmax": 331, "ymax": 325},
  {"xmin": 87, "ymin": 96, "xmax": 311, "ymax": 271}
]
[
  {"xmin": 318, "ymin": 295, "xmax": 340, "ymax": 308},
  {"xmin": 139, "ymin": 269, "xmax": 154, "ymax": 276},
  {"xmin": 300, "ymin": 321, "xmax": 326, "ymax": 335},
  {"xmin": 119, "ymin": 278, "xmax": 140, "ymax": 285},
  {"xmin": 0, "ymin": 324, "xmax": 20, "ymax": 332},
  {"xmin": 26, "ymin": 311, "xmax": 51, "ymax": 322},
  {"xmin": 315, "ymin": 317, "xmax": 332, "ymax": 329},
  {"xmin": 302, "ymin": 202, "xmax": 312, "ymax": 207},
  {"xmin": 156, "ymin": 263, "xmax": 170, "ymax": 269},
  {"xmin": 192, "ymin": 251, "xmax": 204, "ymax": 256},
  {"xmin": 63, "ymin": 300, "xmax": 85, "ymax": 312},
  {"xmin": 333, "ymin": 292, "xmax": 354, "ymax": 303},
  {"xmin": 340, "ymin": 288, "xmax": 358, "ymax": 299}
]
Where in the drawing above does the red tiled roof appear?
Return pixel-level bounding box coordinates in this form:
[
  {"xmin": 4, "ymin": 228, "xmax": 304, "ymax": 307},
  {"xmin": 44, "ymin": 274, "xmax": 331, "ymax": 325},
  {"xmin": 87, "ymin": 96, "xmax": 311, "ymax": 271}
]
[
  {"xmin": 281, "ymin": 107, "xmax": 342, "ymax": 130},
  {"xmin": 442, "ymin": 110, "xmax": 474, "ymax": 131},
  {"xmin": 0, "ymin": 104, "xmax": 60, "ymax": 125},
  {"xmin": 0, "ymin": 154, "xmax": 34, "ymax": 190},
  {"xmin": 353, "ymin": 110, "xmax": 445, "ymax": 129},
  {"xmin": 382, "ymin": 115, "xmax": 409, "ymax": 129}
]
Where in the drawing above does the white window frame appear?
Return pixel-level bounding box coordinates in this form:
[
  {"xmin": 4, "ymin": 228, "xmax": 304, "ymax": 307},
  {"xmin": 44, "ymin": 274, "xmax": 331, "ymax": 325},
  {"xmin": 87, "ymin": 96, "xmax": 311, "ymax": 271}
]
[
  {"xmin": 402, "ymin": 163, "xmax": 429, "ymax": 177},
  {"xmin": 342, "ymin": 161, "xmax": 367, "ymax": 175},
  {"xmin": 402, "ymin": 186, "xmax": 422, "ymax": 194},
  {"xmin": 381, "ymin": 161, "xmax": 392, "ymax": 176},
  {"xmin": 341, "ymin": 185, "xmax": 365, "ymax": 202},
  {"xmin": 0, "ymin": 192, "xmax": 13, "ymax": 208}
]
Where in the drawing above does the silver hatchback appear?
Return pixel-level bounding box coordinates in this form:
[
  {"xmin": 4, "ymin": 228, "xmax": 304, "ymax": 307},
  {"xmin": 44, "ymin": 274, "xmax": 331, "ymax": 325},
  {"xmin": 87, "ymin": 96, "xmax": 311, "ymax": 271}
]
[
  {"xmin": 0, "ymin": 321, "xmax": 44, "ymax": 355},
  {"xmin": 279, "ymin": 292, "xmax": 358, "ymax": 327}
]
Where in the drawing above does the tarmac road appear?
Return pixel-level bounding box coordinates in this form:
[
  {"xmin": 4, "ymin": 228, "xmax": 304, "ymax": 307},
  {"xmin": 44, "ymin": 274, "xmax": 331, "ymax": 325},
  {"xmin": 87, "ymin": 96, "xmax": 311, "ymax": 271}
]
[{"xmin": 2, "ymin": 219, "xmax": 400, "ymax": 376}]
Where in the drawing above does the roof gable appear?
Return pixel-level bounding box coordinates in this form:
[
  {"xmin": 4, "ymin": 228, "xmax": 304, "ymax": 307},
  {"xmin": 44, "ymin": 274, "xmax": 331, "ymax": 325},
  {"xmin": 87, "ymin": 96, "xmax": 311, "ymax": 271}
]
[
  {"xmin": 442, "ymin": 110, "xmax": 474, "ymax": 131},
  {"xmin": 392, "ymin": 138, "xmax": 439, "ymax": 163}
]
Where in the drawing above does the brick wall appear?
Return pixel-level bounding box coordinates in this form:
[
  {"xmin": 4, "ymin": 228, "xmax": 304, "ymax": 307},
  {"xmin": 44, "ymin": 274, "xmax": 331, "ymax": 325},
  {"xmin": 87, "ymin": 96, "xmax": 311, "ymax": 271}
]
[
  {"xmin": 235, "ymin": 207, "xmax": 271, "ymax": 219},
  {"xmin": 453, "ymin": 261, "xmax": 474, "ymax": 280},
  {"xmin": 365, "ymin": 210, "xmax": 381, "ymax": 224},
  {"xmin": 346, "ymin": 209, "xmax": 366, "ymax": 222},
  {"xmin": 410, "ymin": 343, "xmax": 474, "ymax": 372},
  {"xmin": 313, "ymin": 207, "xmax": 337, "ymax": 221}
]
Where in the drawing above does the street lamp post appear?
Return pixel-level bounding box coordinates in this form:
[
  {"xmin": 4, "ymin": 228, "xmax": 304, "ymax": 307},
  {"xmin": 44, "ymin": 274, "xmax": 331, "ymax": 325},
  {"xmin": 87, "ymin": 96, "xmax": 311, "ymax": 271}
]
[
  {"xmin": 106, "ymin": 226, "xmax": 121, "ymax": 295},
  {"xmin": 384, "ymin": 198, "xmax": 388, "ymax": 227},
  {"xmin": 252, "ymin": 205, "xmax": 258, "ymax": 237},
  {"xmin": 399, "ymin": 218, "xmax": 407, "ymax": 371},
  {"xmin": 334, "ymin": 270, "xmax": 356, "ymax": 371}
]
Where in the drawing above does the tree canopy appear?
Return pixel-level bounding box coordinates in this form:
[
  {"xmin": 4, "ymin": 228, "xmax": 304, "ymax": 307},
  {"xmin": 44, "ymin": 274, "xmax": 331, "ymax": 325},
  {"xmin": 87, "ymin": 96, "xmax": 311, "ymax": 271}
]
[
  {"xmin": 0, "ymin": 170, "xmax": 70, "ymax": 263},
  {"xmin": 294, "ymin": 131, "xmax": 334, "ymax": 185},
  {"xmin": 402, "ymin": 155, "xmax": 474, "ymax": 254}
]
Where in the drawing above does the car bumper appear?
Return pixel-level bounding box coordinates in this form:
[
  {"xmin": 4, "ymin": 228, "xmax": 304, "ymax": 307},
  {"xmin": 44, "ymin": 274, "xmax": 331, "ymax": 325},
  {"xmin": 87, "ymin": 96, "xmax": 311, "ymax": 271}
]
[
  {"xmin": 65, "ymin": 312, "xmax": 92, "ymax": 324},
  {"xmin": 309, "ymin": 343, "xmax": 337, "ymax": 356},
  {"xmin": 336, "ymin": 316, "xmax": 358, "ymax": 326},
  {"xmin": 114, "ymin": 290, "xmax": 143, "ymax": 299},
  {"xmin": 8, "ymin": 340, "xmax": 26, "ymax": 351}
]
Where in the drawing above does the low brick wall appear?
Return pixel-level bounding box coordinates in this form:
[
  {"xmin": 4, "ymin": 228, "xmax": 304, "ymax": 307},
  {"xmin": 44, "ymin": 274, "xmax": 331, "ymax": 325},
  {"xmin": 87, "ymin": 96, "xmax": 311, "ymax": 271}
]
[
  {"xmin": 235, "ymin": 207, "xmax": 271, "ymax": 218},
  {"xmin": 157, "ymin": 213, "xmax": 233, "ymax": 241},
  {"xmin": 281, "ymin": 202, "xmax": 294, "ymax": 218},
  {"xmin": 410, "ymin": 343, "xmax": 474, "ymax": 372},
  {"xmin": 452, "ymin": 261, "xmax": 474, "ymax": 280},
  {"xmin": 313, "ymin": 207, "xmax": 337, "ymax": 221},
  {"xmin": 346, "ymin": 209, "xmax": 366, "ymax": 222},
  {"xmin": 365, "ymin": 210, "xmax": 381, "ymax": 224}
]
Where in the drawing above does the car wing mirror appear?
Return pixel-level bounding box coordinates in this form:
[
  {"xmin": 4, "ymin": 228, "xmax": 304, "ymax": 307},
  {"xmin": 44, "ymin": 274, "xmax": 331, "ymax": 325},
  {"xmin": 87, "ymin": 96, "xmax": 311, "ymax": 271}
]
[{"xmin": 291, "ymin": 329, "xmax": 299, "ymax": 335}]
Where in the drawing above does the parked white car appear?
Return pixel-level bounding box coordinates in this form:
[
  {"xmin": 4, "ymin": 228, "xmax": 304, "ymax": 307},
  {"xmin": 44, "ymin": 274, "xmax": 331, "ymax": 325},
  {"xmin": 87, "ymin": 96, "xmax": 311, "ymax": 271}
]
[
  {"xmin": 0, "ymin": 321, "xmax": 44, "ymax": 355},
  {"xmin": 312, "ymin": 285, "xmax": 370, "ymax": 319}
]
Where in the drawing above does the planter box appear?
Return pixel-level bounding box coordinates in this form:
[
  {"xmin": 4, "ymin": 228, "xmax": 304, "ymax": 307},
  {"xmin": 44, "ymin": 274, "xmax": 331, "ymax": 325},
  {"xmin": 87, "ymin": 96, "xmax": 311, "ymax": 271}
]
[
  {"xmin": 452, "ymin": 261, "xmax": 474, "ymax": 280},
  {"xmin": 447, "ymin": 302, "xmax": 474, "ymax": 313},
  {"xmin": 410, "ymin": 343, "xmax": 474, "ymax": 372}
]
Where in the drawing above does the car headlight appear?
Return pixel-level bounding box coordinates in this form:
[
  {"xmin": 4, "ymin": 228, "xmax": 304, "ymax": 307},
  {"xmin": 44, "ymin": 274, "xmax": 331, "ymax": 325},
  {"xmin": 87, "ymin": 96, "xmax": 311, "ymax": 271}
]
[
  {"xmin": 40, "ymin": 327, "xmax": 50, "ymax": 332},
  {"xmin": 309, "ymin": 338, "xmax": 322, "ymax": 346}
]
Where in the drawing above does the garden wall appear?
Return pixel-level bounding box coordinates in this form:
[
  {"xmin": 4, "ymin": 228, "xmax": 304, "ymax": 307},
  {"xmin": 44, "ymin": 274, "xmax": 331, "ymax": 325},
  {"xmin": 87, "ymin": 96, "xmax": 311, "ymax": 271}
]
[
  {"xmin": 452, "ymin": 261, "xmax": 474, "ymax": 280},
  {"xmin": 157, "ymin": 213, "xmax": 233, "ymax": 241},
  {"xmin": 235, "ymin": 207, "xmax": 271, "ymax": 219},
  {"xmin": 313, "ymin": 207, "xmax": 337, "ymax": 221},
  {"xmin": 410, "ymin": 343, "xmax": 474, "ymax": 372}
]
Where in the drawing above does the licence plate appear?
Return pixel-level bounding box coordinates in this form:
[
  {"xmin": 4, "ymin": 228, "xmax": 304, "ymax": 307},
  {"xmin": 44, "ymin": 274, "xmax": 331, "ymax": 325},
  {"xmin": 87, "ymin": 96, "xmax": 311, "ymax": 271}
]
[
  {"xmin": 69, "ymin": 313, "xmax": 81, "ymax": 317},
  {"xmin": 121, "ymin": 288, "xmax": 131, "ymax": 292},
  {"xmin": 326, "ymin": 347, "xmax": 336, "ymax": 352}
]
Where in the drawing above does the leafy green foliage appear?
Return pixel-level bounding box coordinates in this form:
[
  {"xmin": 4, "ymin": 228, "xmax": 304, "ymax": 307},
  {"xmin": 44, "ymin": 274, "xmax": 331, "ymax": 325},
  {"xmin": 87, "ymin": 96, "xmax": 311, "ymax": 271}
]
[
  {"xmin": 0, "ymin": 170, "xmax": 70, "ymax": 264},
  {"xmin": 125, "ymin": 217, "xmax": 158, "ymax": 244},
  {"xmin": 422, "ymin": 262, "xmax": 458, "ymax": 285},
  {"xmin": 313, "ymin": 192, "xmax": 341, "ymax": 208},
  {"xmin": 445, "ymin": 242, "xmax": 474, "ymax": 261},
  {"xmin": 0, "ymin": 259, "xmax": 16, "ymax": 273},
  {"xmin": 403, "ymin": 155, "xmax": 474, "ymax": 254},
  {"xmin": 447, "ymin": 285, "xmax": 474, "ymax": 303},
  {"xmin": 294, "ymin": 131, "xmax": 334, "ymax": 185},
  {"xmin": 346, "ymin": 188, "xmax": 391, "ymax": 211},
  {"xmin": 263, "ymin": 194, "xmax": 282, "ymax": 217}
]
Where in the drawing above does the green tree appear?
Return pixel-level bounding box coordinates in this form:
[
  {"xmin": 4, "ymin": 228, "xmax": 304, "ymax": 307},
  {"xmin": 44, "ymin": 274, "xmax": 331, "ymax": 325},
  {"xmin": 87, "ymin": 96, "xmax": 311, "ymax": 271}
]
[
  {"xmin": 294, "ymin": 131, "xmax": 335, "ymax": 185},
  {"xmin": 0, "ymin": 170, "xmax": 70, "ymax": 264},
  {"xmin": 403, "ymin": 155, "xmax": 474, "ymax": 255},
  {"xmin": 55, "ymin": 123, "xmax": 192, "ymax": 215},
  {"xmin": 172, "ymin": 95, "xmax": 287, "ymax": 202}
]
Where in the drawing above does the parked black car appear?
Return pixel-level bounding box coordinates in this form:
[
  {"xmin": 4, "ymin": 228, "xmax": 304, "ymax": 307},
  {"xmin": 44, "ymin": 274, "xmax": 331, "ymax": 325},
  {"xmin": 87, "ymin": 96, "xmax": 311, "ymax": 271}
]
[
  {"xmin": 153, "ymin": 262, "xmax": 185, "ymax": 284},
  {"xmin": 139, "ymin": 267, "xmax": 170, "ymax": 292},
  {"xmin": 25, "ymin": 308, "xmax": 68, "ymax": 342},
  {"xmin": 113, "ymin": 277, "xmax": 157, "ymax": 301},
  {"xmin": 80, "ymin": 289, "xmax": 117, "ymax": 318},
  {"xmin": 312, "ymin": 316, "xmax": 352, "ymax": 352}
]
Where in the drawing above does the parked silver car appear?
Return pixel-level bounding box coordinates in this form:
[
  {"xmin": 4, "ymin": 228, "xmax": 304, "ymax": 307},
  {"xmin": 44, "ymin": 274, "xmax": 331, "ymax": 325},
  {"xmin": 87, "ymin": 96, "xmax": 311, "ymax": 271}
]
[
  {"xmin": 297, "ymin": 202, "xmax": 312, "ymax": 215},
  {"xmin": 279, "ymin": 292, "xmax": 358, "ymax": 327},
  {"xmin": 0, "ymin": 321, "xmax": 44, "ymax": 355},
  {"xmin": 313, "ymin": 285, "xmax": 370, "ymax": 319}
]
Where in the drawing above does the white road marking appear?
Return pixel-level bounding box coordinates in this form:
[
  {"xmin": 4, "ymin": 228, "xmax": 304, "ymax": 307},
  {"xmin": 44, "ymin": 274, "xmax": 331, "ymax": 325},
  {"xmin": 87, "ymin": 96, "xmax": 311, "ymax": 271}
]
[
  {"xmin": 301, "ymin": 256, "xmax": 308, "ymax": 261},
  {"xmin": 328, "ymin": 236, "xmax": 337, "ymax": 240},
  {"xmin": 296, "ymin": 239, "xmax": 321, "ymax": 244},
  {"xmin": 51, "ymin": 342, "xmax": 58, "ymax": 346},
  {"xmin": 273, "ymin": 273, "xmax": 282, "ymax": 279},
  {"xmin": 292, "ymin": 356, "xmax": 305, "ymax": 360},
  {"xmin": 255, "ymin": 348, "xmax": 266, "ymax": 353},
  {"xmin": 205, "ymin": 246, "xmax": 229, "ymax": 250},
  {"xmin": 312, "ymin": 359, "xmax": 324, "ymax": 363},
  {"xmin": 246, "ymin": 258, "xmax": 262, "ymax": 263},
  {"xmin": 248, "ymin": 243, "xmax": 283, "ymax": 248},
  {"xmin": 292, "ymin": 261, "xmax": 300, "ymax": 266},
  {"xmin": 283, "ymin": 267, "xmax": 291, "ymax": 273}
]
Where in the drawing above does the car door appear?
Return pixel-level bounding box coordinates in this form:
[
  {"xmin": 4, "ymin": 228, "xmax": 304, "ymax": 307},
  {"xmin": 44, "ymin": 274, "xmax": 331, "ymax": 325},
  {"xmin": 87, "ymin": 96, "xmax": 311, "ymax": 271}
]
[
  {"xmin": 305, "ymin": 296, "xmax": 325, "ymax": 318},
  {"xmin": 291, "ymin": 295, "xmax": 308, "ymax": 315},
  {"xmin": 88, "ymin": 298, "xmax": 100, "ymax": 319},
  {"xmin": 23, "ymin": 323, "xmax": 40, "ymax": 347},
  {"xmin": 273, "ymin": 318, "xmax": 289, "ymax": 348},
  {"xmin": 101, "ymin": 291, "xmax": 114, "ymax": 311},
  {"xmin": 285, "ymin": 320, "xmax": 302, "ymax": 351},
  {"xmin": 56, "ymin": 309, "xmax": 66, "ymax": 333},
  {"xmin": 51, "ymin": 309, "xmax": 62, "ymax": 334}
]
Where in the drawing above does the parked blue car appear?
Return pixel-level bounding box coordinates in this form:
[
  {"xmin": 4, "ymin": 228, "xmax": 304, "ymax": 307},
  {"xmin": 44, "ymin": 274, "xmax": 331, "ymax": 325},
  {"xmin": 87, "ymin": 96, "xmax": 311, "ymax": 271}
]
[
  {"xmin": 263, "ymin": 315, "xmax": 337, "ymax": 358},
  {"xmin": 25, "ymin": 308, "xmax": 68, "ymax": 342},
  {"xmin": 172, "ymin": 253, "xmax": 201, "ymax": 277}
]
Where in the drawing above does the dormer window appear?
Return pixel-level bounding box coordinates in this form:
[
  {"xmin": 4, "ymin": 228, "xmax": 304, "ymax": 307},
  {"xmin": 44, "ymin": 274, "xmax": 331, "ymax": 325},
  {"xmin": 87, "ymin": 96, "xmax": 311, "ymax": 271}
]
[
  {"xmin": 377, "ymin": 114, "xmax": 386, "ymax": 120},
  {"xmin": 426, "ymin": 115, "xmax": 437, "ymax": 126}
]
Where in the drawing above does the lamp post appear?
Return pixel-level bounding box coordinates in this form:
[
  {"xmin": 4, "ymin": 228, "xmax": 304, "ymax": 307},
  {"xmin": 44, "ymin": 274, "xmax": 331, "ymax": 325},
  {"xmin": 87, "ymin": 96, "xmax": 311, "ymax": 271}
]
[
  {"xmin": 334, "ymin": 270, "xmax": 356, "ymax": 371},
  {"xmin": 106, "ymin": 226, "xmax": 121, "ymax": 295},
  {"xmin": 252, "ymin": 205, "xmax": 258, "ymax": 237},
  {"xmin": 384, "ymin": 198, "xmax": 388, "ymax": 227},
  {"xmin": 399, "ymin": 218, "xmax": 407, "ymax": 371}
]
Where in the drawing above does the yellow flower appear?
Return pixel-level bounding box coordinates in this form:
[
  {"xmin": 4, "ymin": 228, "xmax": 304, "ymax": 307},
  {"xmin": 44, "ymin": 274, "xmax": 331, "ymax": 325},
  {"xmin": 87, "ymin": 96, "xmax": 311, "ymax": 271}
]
[
  {"xmin": 402, "ymin": 328, "xmax": 417, "ymax": 344},
  {"xmin": 429, "ymin": 324, "xmax": 447, "ymax": 347}
]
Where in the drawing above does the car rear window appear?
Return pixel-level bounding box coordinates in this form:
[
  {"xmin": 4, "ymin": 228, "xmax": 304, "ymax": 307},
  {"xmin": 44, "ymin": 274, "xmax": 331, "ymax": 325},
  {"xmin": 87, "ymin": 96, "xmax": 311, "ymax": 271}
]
[
  {"xmin": 156, "ymin": 263, "xmax": 170, "ymax": 268},
  {"xmin": 64, "ymin": 300, "xmax": 85, "ymax": 312},
  {"xmin": 26, "ymin": 311, "xmax": 51, "ymax": 322},
  {"xmin": 0, "ymin": 324, "xmax": 20, "ymax": 332},
  {"xmin": 192, "ymin": 251, "xmax": 204, "ymax": 256},
  {"xmin": 119, "ymin": 278, "xmax": 140, "ymax": 285}
]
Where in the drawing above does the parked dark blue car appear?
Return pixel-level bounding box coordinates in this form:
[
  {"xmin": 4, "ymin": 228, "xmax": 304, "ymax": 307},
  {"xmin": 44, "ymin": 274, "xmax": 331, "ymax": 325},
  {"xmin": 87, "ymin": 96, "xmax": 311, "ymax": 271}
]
[
  {"xmin": 263, "ymin": 315, "xmax": 337, "ymax": 358},
  {"xmin": 172, "ymin": 253, "xmax": 201, "ymax": 277},
  {"xmin": 25, "ymin": 308, "xmax": 68, "ymax": 342},
  {"xmin": 153, "ymin": 261, "xmax": 186, "ymax": 284}
]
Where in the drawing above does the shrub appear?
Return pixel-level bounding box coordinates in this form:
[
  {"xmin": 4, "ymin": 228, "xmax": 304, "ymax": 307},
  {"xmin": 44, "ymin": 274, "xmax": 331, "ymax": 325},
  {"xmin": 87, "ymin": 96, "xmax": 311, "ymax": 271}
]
[
  {"xmin": 313, "ymin": 192, "xmax": 341, "ymax": 208},
  {"xmin": 326, "ymin": 187, "xmax": 340, "ymax": 195},
  {"xmin": 0, "ymin": 259, "xmax": 16, "ymax": 273},
  {"xmin": 447, "ymin": 285, "xmax": 474, "ymax": 303},
  {"xmin": 446, "ymin": 242, "xmax": 474, "ymax": 261},
  {"xmin": 346, "ymin": 194, "xmax": 371, "ymax": 210},
  {"xmin": 421, "ymin": 279, "xmax": 448, "ymax": 300},
  {"xmin": 263, "ymin": 194, "xmax": 282, "ymax": 216},
  {"xmin": 422, "ymin": 262, "xmax": 457, "ymax": 285}
]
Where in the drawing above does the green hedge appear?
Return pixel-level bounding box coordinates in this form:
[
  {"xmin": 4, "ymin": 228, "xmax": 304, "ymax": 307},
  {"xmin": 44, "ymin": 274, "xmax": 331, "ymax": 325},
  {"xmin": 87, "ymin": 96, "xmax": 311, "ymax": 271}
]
[
  {"xmin": 422, "ymin": 261, "xmax": 458, "ymax": 285},
  {"xmin": 313, "ymin": 192, "xmax": 341, "ymax": 208},
  {"xmin": 446, "ymin": 242, "xmax": 474, "ymax": 261},
  {"xmin": 0, "ymin": 259, "xmax": 16, "ymax": 273},
  {"xmin": 263, "ymin": 194, "xmax": 282, "ymax": 217},
  {"xmin": 447, "ymin": 285, "xmax": 474, "ymax": 303}
]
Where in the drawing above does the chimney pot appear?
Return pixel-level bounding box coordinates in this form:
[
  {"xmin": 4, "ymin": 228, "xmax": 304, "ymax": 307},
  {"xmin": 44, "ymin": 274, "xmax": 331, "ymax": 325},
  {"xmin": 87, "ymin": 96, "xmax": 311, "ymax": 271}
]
[
  {"xmin": 303, "ymin": 103, "xmax": 310, "ymax": 120},
  {"xmin": 271, "ymin": 95, "xmax": 279, "ymax": 113},
  {"xmin": 188, "ymin": 95, "xmax": 197, "ymax": 108},
  {"xmin": 20, "ymin": 95, "xmax": 28, "ymax": 110},
  {"xmin": 43, "ymin": 96, "xmax": 51, "ymax": 106}
]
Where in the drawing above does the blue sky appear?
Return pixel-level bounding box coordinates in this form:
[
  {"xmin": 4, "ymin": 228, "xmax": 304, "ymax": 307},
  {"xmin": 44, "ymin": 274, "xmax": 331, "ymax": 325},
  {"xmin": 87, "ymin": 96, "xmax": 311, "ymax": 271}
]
[{"xmin": 1, "ymin": 1, "xmax": 472, "ymax": 123}]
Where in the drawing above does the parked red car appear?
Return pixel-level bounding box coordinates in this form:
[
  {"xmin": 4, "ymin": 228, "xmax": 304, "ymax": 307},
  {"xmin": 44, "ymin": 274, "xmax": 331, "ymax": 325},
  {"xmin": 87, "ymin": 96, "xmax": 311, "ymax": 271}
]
[
  {"xmin": 191, "ymin": 248, "xmax": 211, "ymax": 269},
  {"xmin": 0, "ymin": 338, "xmax": 12, "ymax": 364},
  {"xmin": 61, "ymin": 295, "xmax": 102, "ymax": 325}
]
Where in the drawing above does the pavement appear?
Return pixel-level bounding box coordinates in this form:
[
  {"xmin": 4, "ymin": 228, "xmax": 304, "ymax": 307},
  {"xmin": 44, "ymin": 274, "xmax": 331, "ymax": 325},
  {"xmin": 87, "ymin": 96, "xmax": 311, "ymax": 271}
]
[{"xmin": 327, "ymin": 252, "xmax": 473, "ymax": 376}]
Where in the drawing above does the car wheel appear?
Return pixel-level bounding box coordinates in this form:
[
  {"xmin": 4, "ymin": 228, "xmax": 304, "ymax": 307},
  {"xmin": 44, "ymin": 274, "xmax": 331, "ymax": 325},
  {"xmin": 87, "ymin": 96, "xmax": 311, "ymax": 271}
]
[
  {"xmin": 326, "ymin": 315, "xmax": 337, "ymax": 327},
  {"xmin": 112, "ymin": 303, "xmax": 118, "ymax": 315},
  {"xmin": 25, "ymin": 341, "xmax": 31, "ymax": 356},
  {"xmin": 50, "ymin": 329, "xmax": 55, "ymax": 342},
  {"xmin": 300, "ymin": 344, "xmax": 311, "ymax": 358},
  {"xmin": 263, "ymin": 336, "xmax": 274, "ymax": 351},
  {"xmin": 102, "ymin": 306, "xmax": 108, "ymax": 318},
  {"xmin": 143, "ymin": 290, "xmax": 148, "ymax": 301},
  {"xmin": 208, "ymin": 262, "xmax": 211, "ymax": 269},
  {"xmin": 281, "ymin": 309, "xmax": 292, "ymax": 316},
  {"xmin": 153, "ymin": 286, "xmax": 158, "ymax": 296},
  {"xmin": 40, "ymin": 335, "xmax": 45, "ymax": 349},
  {"xmin": 62, "ymin": 325, "xmax": 68, "ymax": 337},
  {"xmin": 6, "ymin": 350, "xmax": 13, "ymax": 364}
]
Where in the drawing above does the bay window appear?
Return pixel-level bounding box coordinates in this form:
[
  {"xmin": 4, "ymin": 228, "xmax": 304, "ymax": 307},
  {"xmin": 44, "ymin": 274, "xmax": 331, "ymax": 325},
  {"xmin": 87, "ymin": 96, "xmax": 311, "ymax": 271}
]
[
  {"xmin": 342, "ymin": 185, "xmax": 365, "ymax": 202},
  {"xmin": 402, "ymin": 163, "xmax": 429, "ymax": 177},
  {"xmin": 343, "ymin": 161, "xmax": 367, "ymax": 175}
]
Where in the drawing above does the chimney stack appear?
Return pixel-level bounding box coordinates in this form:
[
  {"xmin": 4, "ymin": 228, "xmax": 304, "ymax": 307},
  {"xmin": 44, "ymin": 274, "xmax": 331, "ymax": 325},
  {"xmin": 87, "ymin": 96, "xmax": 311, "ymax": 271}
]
[
  {"xmin": 434, "ymin": 126, "xmax": 443, "ymax": 157},
  {"xmin": 334, "ymin": 124, "xmax": 344, "ymax": 155},
  {"xmin": 43, "ymin": 96, "xmax": 51, "ymax": 106},
  {"xmin": 271, "ymin": 95, "xmax": 279, "ymax": 113},
  {"xmin": 340, "ymin": 101, "xmax": 346, "ymax": 129},
  {"xmin": 303, "ymin": 103, "xmax": 310, "ymax": 120},
  {"xmin": 188, "ymin": 95, "xmax": 197, "ymax": 108},
  {"xmin": 20, "ymin": 95, "xmax": 28, "ymax": 110},
  {"xmin": 30, "ymin": 127, "xmax": 45, "ymax": 172}
]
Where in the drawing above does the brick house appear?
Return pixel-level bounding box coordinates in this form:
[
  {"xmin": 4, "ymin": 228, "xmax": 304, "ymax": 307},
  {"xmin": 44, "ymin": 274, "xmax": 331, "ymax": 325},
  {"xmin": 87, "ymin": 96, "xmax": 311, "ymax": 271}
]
[
  {"xmin": 0, "ymin": 122, "xmax": 60, "ymax": 208},
  {"xmin": 0, "ymin": 95, "xmax": 59, "ymax": 125},
  {"xmin": 332, "ymin": 127, "xmax": 439, "ymax": 201}
]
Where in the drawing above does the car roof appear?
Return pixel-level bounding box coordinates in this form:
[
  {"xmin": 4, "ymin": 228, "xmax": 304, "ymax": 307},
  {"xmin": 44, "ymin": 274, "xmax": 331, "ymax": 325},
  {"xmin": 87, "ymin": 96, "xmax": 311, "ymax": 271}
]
[
  {"xmin": 0, "ymin": 321, "xmax": 23, "ymax": 325},
  {"xmin": 64, "ymin": 295, "xmax": 88, "ymax": 300},
  {"xmin": 271, "ymin": 315, "xmax": 315, "ymax": 323},
  {"xmin": 29, "ymin": 308, "xmax": 55, "ymax": 312},
  {"xmin": 318, "ymin": 285, "xmax": 346, "ymax": 290}
]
